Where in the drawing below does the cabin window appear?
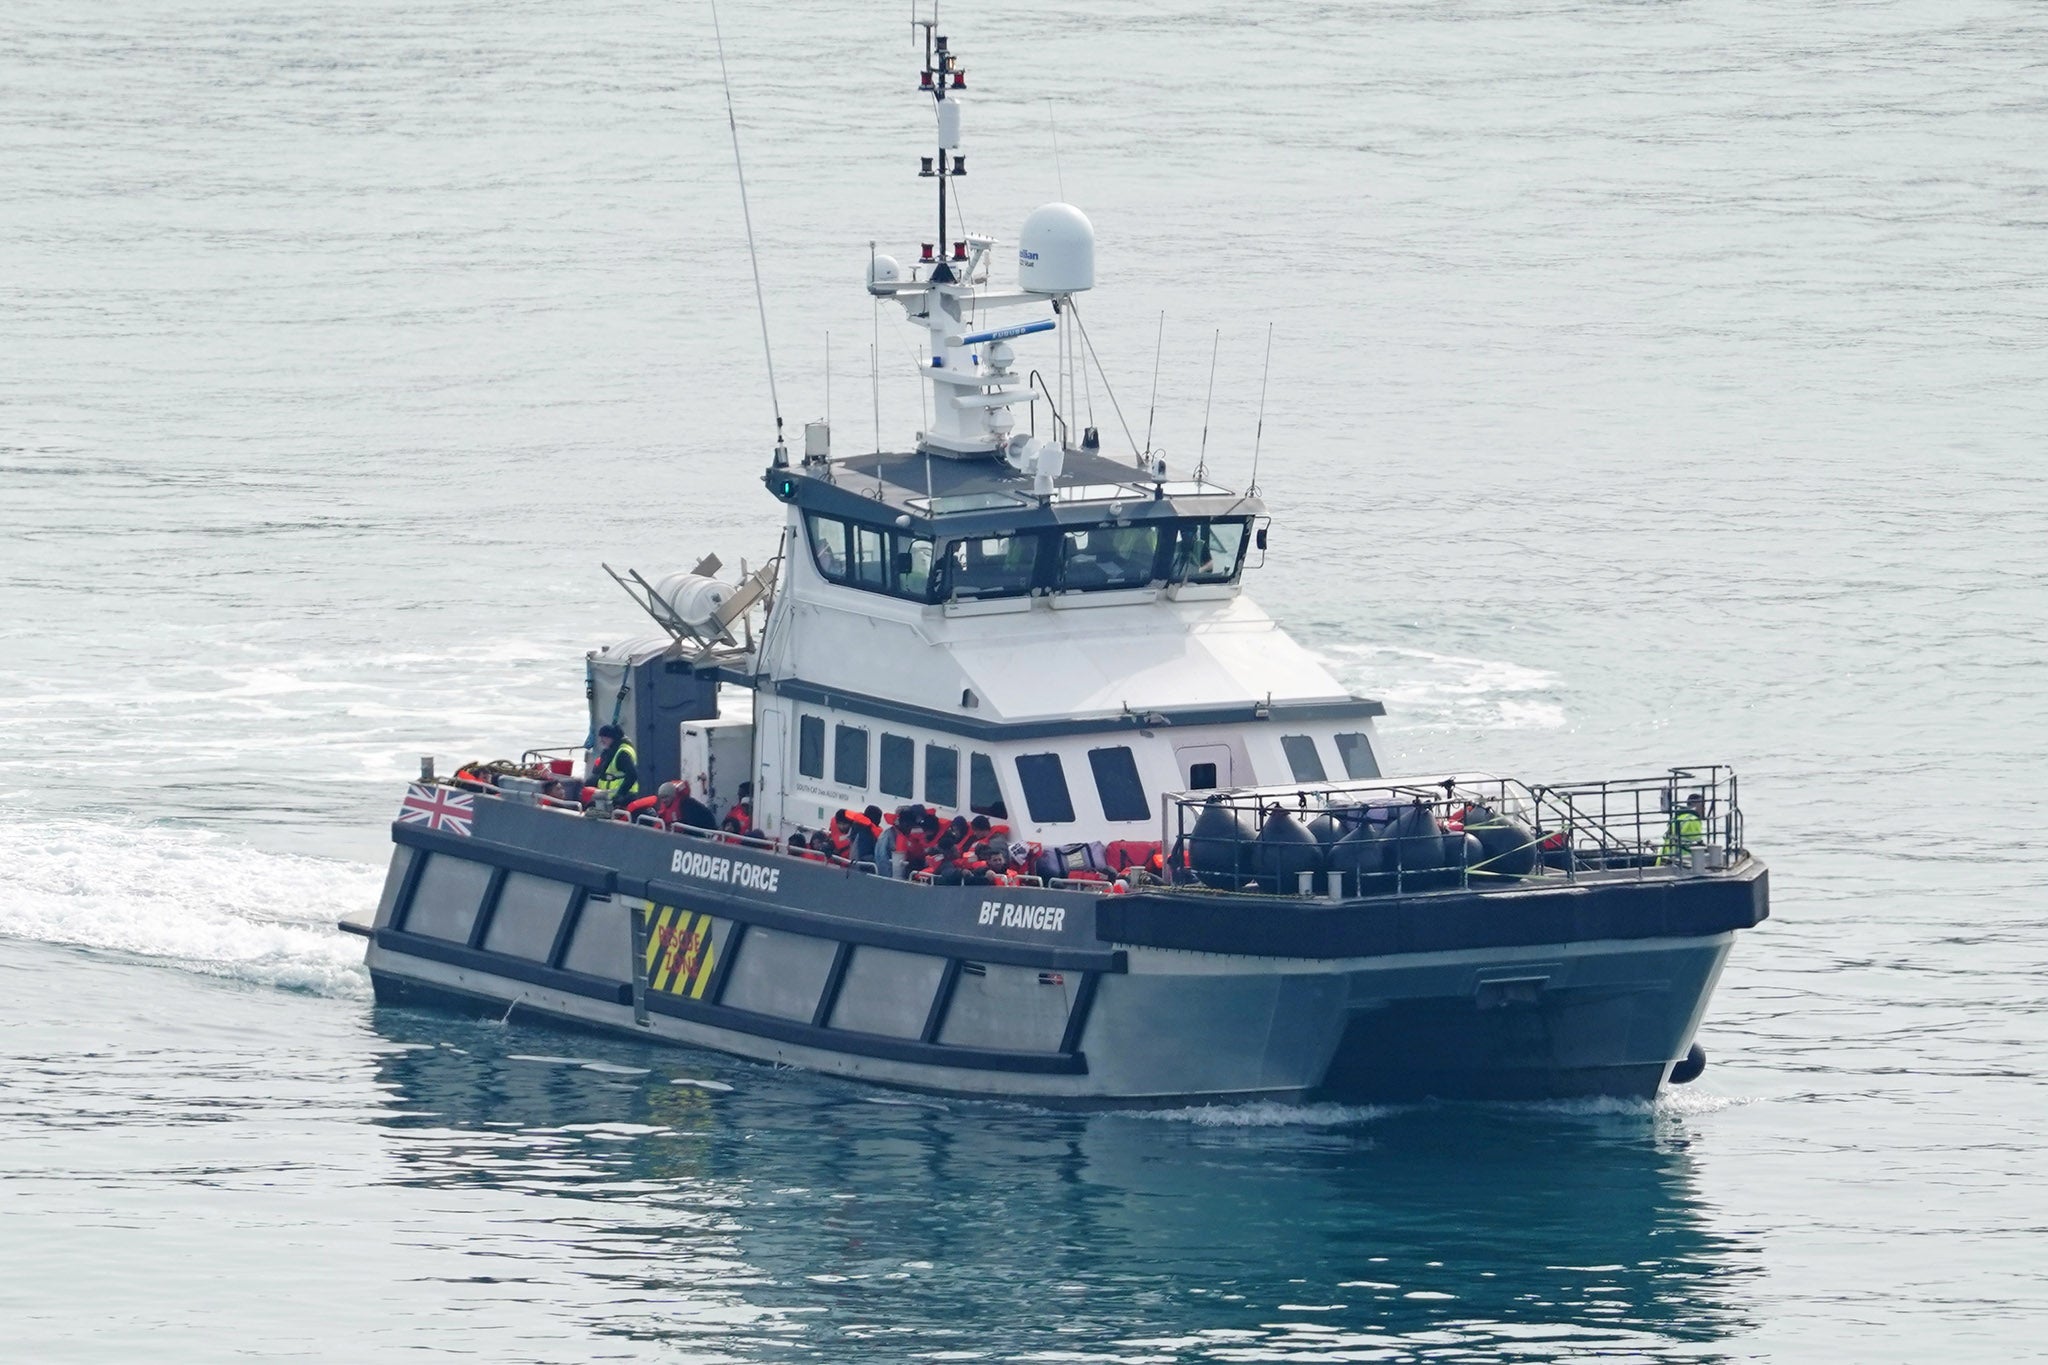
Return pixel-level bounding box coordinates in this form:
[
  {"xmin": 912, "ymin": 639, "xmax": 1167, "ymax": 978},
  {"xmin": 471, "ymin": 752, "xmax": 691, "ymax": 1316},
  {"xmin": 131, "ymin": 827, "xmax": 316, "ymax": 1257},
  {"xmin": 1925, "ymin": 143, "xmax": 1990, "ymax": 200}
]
[
  {"xmin": 1187, "ymin": 762, "xmax": 1219, "ymax": 791},
  {"xmin": 797, "ymin": 714, "xmax": 825, "ymax": 778},
  {"xmin": 892, "ymin": 536, "xmax": 936, "ymax": 599},
  {"xmin": 945, "ymin": 533, "xmax": 1038, "ymax": 599},
  {"xmin": 851, "ymin": 523, "xmax": 889, "ymax": 590},
  {"xmin": 879, "ymin": 733, "xmax": 915, "ymax": 798},
  {"xmin": 834, "ymin": 724, "xmax": 870, "ymax": 788},
  {"xmin": 924, "ymin": 744, "xmax": 959, "ymax": 808},
  {"xmin": 805, "ymin": 514, "xmax": 849, "ymax": 581},
  {"xmin": 1281, "ymin": 734, "xmax": 1328, "ymax": 783},
  {"xmin": 1335, "ymin": 732, "xmax": 1379, "ymax": 780},
  {"xmin": 805, "ymin": 515, "xmax": 939, "ymax": 603},
  {"xmin": 1056, "ymin": 524, "xmax": 1160, "ymax": 592},
  {"xmin": 1166, "ymin": 518, "xmax": 1249, "ymax": 584},
  {"xmin": 1088, "ymin": 746, "xmax": 1152, "ymax": 822},
  {"xmin": 1015, "ymin": 753, "xmax": 1076, "ymax": 824},
  {"xmin": 969, "ymin": 752, "xmax": 1007, "ymax": 818}
]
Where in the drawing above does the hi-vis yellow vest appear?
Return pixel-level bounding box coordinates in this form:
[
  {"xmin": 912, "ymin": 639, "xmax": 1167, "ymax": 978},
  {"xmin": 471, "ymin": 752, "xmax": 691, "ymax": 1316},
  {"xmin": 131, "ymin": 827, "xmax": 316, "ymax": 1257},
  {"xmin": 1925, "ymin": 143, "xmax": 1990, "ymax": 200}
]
[{"xmin": 596, "ymin": 741, "xmax": 638, "ymax": 798}]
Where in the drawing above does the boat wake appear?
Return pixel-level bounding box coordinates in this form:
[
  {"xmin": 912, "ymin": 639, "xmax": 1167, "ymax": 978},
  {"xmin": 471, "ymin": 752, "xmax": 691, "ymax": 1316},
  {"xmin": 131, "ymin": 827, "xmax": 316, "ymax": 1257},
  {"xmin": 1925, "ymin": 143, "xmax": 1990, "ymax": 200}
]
[
  {"xmin": 0, "ymin": 815, "xmax": 376, "ymax": 998},
  {"xmin": 1314, "ymin": 643, "xmax": 1567, "ymax": 733},
  {"xmin": 1127, "ymin": 1100, "xmax": 1399, "ymax": 1128}
]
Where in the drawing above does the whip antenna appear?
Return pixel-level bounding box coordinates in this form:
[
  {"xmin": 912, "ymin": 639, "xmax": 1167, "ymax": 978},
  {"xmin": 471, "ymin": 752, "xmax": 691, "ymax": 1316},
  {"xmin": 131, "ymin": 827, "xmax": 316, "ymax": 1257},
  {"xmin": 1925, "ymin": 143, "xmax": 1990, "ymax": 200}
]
[
  {"xmin": 1143, "ymin": 311, "xmax": 1164, "ymax": 459},
  {"xmin": 1248, "ymin": 322, "xmax": 1273, "ymax": 497},
  {"xmin": 711, "ymin": 0, "xmax": 785, "ymax": 463},
  {"xmin": 1195, "ymin": 329, "xmax": 1219, "ymax": 484}
]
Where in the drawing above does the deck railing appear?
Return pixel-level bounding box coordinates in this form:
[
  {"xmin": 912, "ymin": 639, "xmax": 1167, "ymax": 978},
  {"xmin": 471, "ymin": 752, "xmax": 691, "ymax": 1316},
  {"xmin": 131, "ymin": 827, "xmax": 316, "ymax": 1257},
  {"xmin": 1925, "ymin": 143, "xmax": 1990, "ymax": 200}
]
[
  {"xmin": 1160, "ymin": 766, "xmax": 1746, "ymax": 899},
  {"xmin": 428, "ymin": 763, "xmax": 1746, "ymax": 903}
]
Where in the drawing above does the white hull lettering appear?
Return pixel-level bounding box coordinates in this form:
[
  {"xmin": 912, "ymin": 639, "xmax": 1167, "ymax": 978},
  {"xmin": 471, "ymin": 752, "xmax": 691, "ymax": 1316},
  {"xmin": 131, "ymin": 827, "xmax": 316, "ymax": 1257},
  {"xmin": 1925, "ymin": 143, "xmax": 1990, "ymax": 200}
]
[
  {"xmin": 977, "ymin": 900, "xmax": 1066, "ymax": 933},
  {"xmin": 670, "ymin": 848, "xmax": 781, "ymax": 895}
]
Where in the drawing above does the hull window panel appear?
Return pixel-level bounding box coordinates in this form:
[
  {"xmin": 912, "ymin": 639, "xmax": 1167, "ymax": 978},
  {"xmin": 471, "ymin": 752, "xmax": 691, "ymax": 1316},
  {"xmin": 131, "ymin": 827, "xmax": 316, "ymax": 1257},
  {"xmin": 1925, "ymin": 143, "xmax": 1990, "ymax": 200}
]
[
  {"xmin": 879, "ymin": 732, "xmax": 915, "ymax": 798},
  {"xmin": 1335, "ymin": 732, "xmax": 1380, "ymax": 780},
  {"xmin": 834, "ymin": 724, "xmax": 870, "ymax": 789},
  {"xmin": 925, "ymin": 744, "xmax": 959, "ymax": 808},
  {"xmin": 1281, "ymin": 734, "xmax": 1329, "ymax": 783},
  {"xmin": 405, "ymin": 854, "xmax": 493, "ymax": 944},
  {"xmin": 1087, "ymin": 746, "xmax": 1152, "ymax": 822},
  {"xmin": 969, "ymin": 752, "xmax": 1008, "ymax": 818},
  {"xmin": 798, "ymin": 713, "xmax": 826, "ymax": 778},
  {"xmin": 805, "ymin": 514, "xmax": 850, "ymax": 582},
  {"xmin": 1015, "ymin": 752, "xmax": 1077, "ymax": 823},
  {"xmin": 1056, "ymin": 524, "xmax": 1160, "ymax": 592},
  {"xmin": 480, "ymin": 872, "xmax": 574, "ymax": 961}
]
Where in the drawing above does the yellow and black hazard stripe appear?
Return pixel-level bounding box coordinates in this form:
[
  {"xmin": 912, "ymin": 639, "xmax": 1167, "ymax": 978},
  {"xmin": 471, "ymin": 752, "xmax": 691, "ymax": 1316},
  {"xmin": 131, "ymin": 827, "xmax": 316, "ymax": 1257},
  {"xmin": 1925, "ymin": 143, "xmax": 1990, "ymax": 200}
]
[{"xmin": 642, "ymin": 903, "xmax": 718, "ymax": 998}]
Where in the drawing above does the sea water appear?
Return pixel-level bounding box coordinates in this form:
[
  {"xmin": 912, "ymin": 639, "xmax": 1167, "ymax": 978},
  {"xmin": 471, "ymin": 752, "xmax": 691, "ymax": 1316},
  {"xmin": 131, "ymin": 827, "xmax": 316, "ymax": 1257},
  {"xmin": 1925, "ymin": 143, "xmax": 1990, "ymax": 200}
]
[{"xmin": 3, "ymin": 1, "xmax": 2045, "ymax": 1359}]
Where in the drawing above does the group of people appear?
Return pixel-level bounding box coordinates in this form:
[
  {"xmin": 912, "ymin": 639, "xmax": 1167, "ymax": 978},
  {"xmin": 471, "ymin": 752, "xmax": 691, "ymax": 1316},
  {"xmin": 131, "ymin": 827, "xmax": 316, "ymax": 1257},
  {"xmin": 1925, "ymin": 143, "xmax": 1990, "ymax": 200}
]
[
  {"xmin": 579, "ymin": 727, "xmax": 1178, "ymax": 888},
  {"xmin": 583, "ymin": 725, "xmax": 753, "ymax": 836},
  {"xmin": 784, "ymin": 804, "xmax": 1039, "ymax": 886}
]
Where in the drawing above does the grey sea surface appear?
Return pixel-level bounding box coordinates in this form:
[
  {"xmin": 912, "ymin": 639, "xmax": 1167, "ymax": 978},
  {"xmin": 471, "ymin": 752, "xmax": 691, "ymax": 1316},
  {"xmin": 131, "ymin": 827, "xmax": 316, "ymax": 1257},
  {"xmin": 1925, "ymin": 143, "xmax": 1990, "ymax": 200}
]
[{"xmin": 4, "ymin": 0, "xmax": 2046, "ymax": 1359}]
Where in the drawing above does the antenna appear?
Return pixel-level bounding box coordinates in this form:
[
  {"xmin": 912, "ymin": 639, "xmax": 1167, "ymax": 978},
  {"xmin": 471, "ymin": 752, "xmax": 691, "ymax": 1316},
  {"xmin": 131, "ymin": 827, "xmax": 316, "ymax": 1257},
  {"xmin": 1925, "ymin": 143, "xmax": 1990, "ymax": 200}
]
[
  {"xmin": 1066, "ymin": 300, "xmax": 1140, "ymax": 459},
  {"xmin": 1195, "ymin": 329, "xmax": 1219, "ymax": 484},
  {"xmin": 1047, "ymin": 99, "xmax": 1066, "ymax": 200},
  {"xmin": 918, "ymin": 18, "xmax": 963, "ymax": 285},
  {"xmin": 869, "ymin": 241, "xmax": 883, "ymax": 455},
  {"xmin": 1143, "ymin": 311, "xmax": 1164, "ymax": 459},
  {"xmin": 825, "ymin": 329, "xmax": 831, "ymax": 430},
  {"xmin": 710, "ymin": 0, "xmax": 785, "ymax": 464},
  {"xmin": 1248, "ymin": 322, "xmax": 1273, "ymax": 498}
]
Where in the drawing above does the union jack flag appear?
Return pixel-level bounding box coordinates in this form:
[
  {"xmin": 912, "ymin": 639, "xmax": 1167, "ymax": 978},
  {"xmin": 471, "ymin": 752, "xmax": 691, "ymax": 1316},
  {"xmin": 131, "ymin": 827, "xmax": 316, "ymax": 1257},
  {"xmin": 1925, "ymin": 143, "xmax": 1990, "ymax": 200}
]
[{"xmin": 399, "ymin": 783, "xmax": 474, "ymax": 837}]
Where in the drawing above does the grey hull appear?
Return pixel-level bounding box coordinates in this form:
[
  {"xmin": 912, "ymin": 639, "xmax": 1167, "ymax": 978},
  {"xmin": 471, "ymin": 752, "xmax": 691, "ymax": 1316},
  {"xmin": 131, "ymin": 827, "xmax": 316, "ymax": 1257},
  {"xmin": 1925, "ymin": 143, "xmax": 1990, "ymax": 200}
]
[{"xmin": 363, "ymin": 794, "xmax": 1761, "ymax": 1106}]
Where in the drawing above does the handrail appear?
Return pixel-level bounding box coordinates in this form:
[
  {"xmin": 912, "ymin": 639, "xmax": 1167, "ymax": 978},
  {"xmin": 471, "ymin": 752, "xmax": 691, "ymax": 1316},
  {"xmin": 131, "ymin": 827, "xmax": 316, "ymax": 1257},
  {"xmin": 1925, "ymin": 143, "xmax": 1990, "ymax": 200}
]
[{"xmin": 1162, "ymin": 765, "xmax": 1747, "ymax": 899}]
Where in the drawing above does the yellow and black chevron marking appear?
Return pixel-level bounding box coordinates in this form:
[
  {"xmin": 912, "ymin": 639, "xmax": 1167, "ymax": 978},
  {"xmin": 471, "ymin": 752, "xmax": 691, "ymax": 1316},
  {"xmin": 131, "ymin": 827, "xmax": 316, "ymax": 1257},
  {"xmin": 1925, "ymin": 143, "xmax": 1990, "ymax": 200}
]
[{"xmin": 642, "ymin": 903, "xmax": 718, "ymax": 998}]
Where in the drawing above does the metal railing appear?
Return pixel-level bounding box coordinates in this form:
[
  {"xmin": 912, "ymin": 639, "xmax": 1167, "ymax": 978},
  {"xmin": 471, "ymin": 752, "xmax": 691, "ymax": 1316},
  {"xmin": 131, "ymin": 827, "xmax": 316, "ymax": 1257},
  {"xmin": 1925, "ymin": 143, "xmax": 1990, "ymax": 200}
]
[{"xmin": 1161, "ymin": 766, "xmax": 1747, "ymax": 900}]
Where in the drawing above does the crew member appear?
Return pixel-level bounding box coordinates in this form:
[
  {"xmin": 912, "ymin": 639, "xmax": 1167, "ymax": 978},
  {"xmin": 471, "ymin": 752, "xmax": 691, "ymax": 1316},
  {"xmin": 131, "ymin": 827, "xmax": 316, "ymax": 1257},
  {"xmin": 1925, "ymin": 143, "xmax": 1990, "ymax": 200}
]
[
  {"xmin": 1659, "ymin": 792, "xmax": 1708, "ymax": 865},
  {"xmin": 589, "ymin": 724, "xmax": 640, "ymax": 807}
]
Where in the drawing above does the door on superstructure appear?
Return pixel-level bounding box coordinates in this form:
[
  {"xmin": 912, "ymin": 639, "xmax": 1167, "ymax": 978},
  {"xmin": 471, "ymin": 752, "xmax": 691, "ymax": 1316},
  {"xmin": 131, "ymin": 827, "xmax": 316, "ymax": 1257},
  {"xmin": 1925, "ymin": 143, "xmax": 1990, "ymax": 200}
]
[
  {"xmin": 1174, "ymin": 743, "xmax": 1234, "ymax": 792},
  {"xmin": 755, "ymin": 707, "xmax": 786, "ymax": 832}
]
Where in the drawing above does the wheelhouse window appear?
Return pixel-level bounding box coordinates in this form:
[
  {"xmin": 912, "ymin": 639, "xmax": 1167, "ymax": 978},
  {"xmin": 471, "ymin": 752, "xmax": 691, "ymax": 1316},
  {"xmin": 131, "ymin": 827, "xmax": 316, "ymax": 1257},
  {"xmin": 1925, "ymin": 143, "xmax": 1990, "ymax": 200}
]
[
  {"xmin": 1015, "ymin": 753, "xmax": 1076, "ymax": 824},
  {"xmin": 1334, "ymin": 732, "xmax": 1379, "ymax": 780},
  {"xmin": 969, "ymin": 752, "xmax": 1007, "ymax": 818},
  {"xmin": 797, "ymin": 714, "xmax": 825, "ymax": 778},
  {"xmin": 850, "ymin": 523, "xmax": 889, "ymax": 590},
  {"xmin": 805, "ymin": 514, "xmax": 849, "ymax": 581},
  {"xmin": 833, "ymin": 723, "xmax": 869, "ymax": 788},
  {"xmin": 1166, "ymin": 518, "xmax": 1249, "ymax": 584},
  {"xmin": 1281, "ymin": 734, "xmax": 1328, "ymax": 783},
  {"xmin": 1056, "ymin": 524, "xmax": 1160, "ymax": 592},
  {"xmin": 879, "ymin": 732, "xmax": 914, "ymax": 798},
  {"xmin": 1187, "ymin": 762, "xmax": 1219, "ymax": 791},
  {"xmin": 892, "ymin": 537, "xmax": 935, "ymax": 598},
  {"xmin": 945, "ymin": 533, "xmax": 1038, "ymax": 599},
  {"xmin": 924, "ymin": 743, "xmax": 959, "ymax": 808},
  {"xmin": 1088, "ymin": 746, "xmax": 1152, "ymax": 822},
  {"xmin": 804, "ymin": 514, "xmax": 938, "ymax": 602}
]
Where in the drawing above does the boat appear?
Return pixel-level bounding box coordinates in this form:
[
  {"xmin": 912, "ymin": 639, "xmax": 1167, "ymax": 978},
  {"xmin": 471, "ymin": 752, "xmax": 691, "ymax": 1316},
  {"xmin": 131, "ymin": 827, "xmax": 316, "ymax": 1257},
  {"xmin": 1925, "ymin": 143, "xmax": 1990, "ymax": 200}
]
[{"xmin": 349, "ymin": 22, "xmax": 1767, "ymax": 1106}]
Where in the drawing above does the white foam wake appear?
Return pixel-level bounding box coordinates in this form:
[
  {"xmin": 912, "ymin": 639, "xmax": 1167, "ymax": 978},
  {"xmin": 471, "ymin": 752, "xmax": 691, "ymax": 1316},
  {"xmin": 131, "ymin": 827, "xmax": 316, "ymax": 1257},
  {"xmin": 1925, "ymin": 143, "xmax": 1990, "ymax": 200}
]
[
  {"xmin": 1311, "ymin": 643, "xmax": 1568, "ymax": 732},
  {"xmin": 0, "ymin": 816, "xmax": 377, "ymax": 997},
  {"xmin": 1127, "ymin": 1100, "xmax": 1397, "ymax": 1128}
]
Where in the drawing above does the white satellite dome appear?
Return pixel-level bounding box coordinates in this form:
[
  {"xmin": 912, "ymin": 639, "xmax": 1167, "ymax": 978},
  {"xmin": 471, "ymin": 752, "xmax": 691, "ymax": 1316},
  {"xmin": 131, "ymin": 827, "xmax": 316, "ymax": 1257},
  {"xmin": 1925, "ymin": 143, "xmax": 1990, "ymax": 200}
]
[
  {"xmin": 1017, "ymin": 202, "xmax": 1094, "ymax": 295},
  {"xmin": 866, "ymin": 252, "xmax": 903, "ymax": 294}
]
